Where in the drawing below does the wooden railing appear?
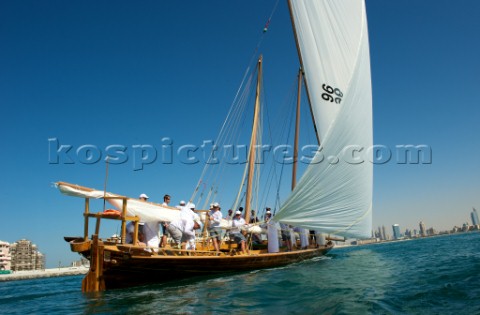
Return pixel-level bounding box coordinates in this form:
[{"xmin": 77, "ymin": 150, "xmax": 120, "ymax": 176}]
[{"xmin": 83, "ymin": 196, "xmax": 140, "ymax": 245}]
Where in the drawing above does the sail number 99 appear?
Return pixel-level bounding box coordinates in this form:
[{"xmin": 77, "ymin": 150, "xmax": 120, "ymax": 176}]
[{"xmin": 321, "ymin": 84, "xmax": 343, "ymax": 104}]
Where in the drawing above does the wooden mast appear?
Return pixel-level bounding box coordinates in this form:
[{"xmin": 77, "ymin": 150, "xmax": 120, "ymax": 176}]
[
  {"xmin": 287, "ymin": 0, "xmax": 320, "ymax": 146},
  {"xmin": 244, "ymin": 55, "xmax": 263, "ymax": 224},
  {"xmin": 292, "ymin": 69, "xmax": 302, "ymax": 191}
]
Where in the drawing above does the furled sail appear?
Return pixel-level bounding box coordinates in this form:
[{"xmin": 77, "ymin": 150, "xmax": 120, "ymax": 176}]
[
  {"xmin": 275, "ymin": 0, "xmax": 373, "ymax": 239},
  {"xmin": 56, "ymin": 182, "xmax": 181, "ymax": 223}
]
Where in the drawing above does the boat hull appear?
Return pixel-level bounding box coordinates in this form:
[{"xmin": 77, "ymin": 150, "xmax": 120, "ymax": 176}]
[{"xmin": 95, "ymin": 245, "xmax": 333, "ymax": 290}]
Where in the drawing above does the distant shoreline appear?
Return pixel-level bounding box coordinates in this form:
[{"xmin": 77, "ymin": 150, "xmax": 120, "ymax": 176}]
[{"xmin": 0, "ymin": 266, "xmax": 88, "ymax": 282}]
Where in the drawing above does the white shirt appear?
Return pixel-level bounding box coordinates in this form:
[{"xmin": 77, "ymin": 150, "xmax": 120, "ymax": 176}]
[
  {"xmin": 183, "ymin": 219, "xmax": 196, "ymax": 238},
  {"xmin": 143, "ymin": 221, "xmax": 160, "ymax": 248},
  {"xmin": 209, "ymin": 210, "xmax": 223, "ymax": 228},
  {"xmin": 169, "ymin": 220, "xmax": 195, "ymax": 238},
  {"xmin": 231, "ymin": 217, "xmax": 246, "ymax": 233},
  {"xmin": 181, "ymin": 207, "xmax": 197, "ymax": 238}
]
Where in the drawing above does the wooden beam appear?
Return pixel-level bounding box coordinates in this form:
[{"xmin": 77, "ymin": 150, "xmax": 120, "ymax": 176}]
[
  {"xmin": 84, "ymin": 198, "xmax": 90, "ymax": 241},
  {"xmin": 121, "ymin": 199, "xmax": 128, "ymax": 244},
  {"xmin": 292, "ymin": 69, "xmax": 302, "ymax": 190},
  {"xmin": 244, "ymin": 56, "xmax": 263, "ymax": 223}
]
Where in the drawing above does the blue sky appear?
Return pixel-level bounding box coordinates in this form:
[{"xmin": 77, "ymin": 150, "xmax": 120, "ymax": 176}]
[{"xmin": 1, "ymin": 0, "xmax": 479, "ymax": 267}]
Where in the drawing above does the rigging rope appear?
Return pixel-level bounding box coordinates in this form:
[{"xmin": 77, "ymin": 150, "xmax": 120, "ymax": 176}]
[
  {"xmin": 259, "ymin": 77, "xmax": 297, "ymax": 217},
  {"xmin": 191, "ymin": 0, "xmax": 282, "ymax": 210}
]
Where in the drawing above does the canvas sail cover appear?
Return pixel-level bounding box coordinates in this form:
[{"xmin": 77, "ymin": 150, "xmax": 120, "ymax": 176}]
[
  {"xmin": 275, "ymin": 0, "xmax": 373, "ymax": 239},
  {"xmin": 56, "ymin": 182, "xmax": 181, "ymax": 223}
]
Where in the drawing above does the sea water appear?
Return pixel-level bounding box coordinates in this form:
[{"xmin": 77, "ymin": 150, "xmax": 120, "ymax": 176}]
[{"xmin": 1, "ymin": 232, "xmax": 479, "ymax": 314}]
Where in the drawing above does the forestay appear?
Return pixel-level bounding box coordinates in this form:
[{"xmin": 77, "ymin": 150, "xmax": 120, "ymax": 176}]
[{"xmin": 275, "ymin": 0, "xmax": 373, "ymax": 239}]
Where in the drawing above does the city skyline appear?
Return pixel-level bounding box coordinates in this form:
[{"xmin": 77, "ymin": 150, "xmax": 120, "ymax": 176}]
[{"xmin": 375, "ymin": 207, "xmax": 480, "ymax": 240}]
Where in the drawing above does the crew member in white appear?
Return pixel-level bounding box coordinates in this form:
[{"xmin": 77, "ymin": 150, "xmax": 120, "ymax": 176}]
[
  {"xmin": 230, "ymin": 210, "xmax": 248, "ymax": 255},
  {"xmin": 208, "ymin": 202, "xmax": 223, "ymax": 252}
]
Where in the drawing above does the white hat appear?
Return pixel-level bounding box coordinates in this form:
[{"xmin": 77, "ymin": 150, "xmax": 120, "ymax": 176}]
[
  {"xmin": 194, "ymin": 217, "xmax": 202, "ymax": 224},
  {"xmin": 139, "ymin": 193, "xmax": 149, "ymax": 199},
  {"xmin": 180, "ymin": 200, "xmax": 186, "ymax": 205},
  {"xmin": 212, "ymin": 202, "xmax": 220, "ymax": 208},
  {"xmin": 189, "ymin": 203, "xmax": 195, "ymax": 209},
  {"xmin": 266, "ymin": 210, "xmax": 271, "ymax": 214},
  {"xmin": 235, "ymin": 210, "xmax": 242, "ymax": 215}
]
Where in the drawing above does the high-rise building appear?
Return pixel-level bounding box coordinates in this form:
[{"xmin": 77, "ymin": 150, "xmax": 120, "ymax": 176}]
[
  {"xmin": 0, "ymin": 241, "xmax": 11, "ymax": 271},
  {"xmin": 419, "ymin": 221, "xmax": 427, "ymax": 237},
  {"xmin": 376, "ymin": 227, "xmax": 382, "ymax": 240},
  {"xmin": 10, "ymin": 239, "xmax": 45, "ymax": 271},
  {"xmin": 381, "ymin": 225, "xmax": 387, "ymax": 240},
  {"xmin": 471, "ymin": 208, "xmax": 479, "ymax": 226},
  {"xmin": 404, "ymin": 229, "xmax": 412, "ymax": 238},
  {"xmin": 392, "ymin": 224, "xmax": 401, "ymax": 240}
]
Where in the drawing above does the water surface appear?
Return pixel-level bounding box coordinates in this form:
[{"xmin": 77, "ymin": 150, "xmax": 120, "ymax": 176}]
[{"xmin": 1, "ymin": 232, "xmax": 479, "ymax": 314}]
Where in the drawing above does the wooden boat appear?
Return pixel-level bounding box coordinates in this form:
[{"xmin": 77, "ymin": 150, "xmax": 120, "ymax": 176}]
[
  {"xmin": 59, "ymin": 181, "xmax": 335, "ymax": 291},
  {"xmin": 57, "ymin": 0, "xmax": 373, "ymax": 292}
]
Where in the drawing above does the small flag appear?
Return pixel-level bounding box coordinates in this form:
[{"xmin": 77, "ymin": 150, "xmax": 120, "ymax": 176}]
[{"xmin": 263, "ymin": 19, "xmax": 271, "ymax": 33}]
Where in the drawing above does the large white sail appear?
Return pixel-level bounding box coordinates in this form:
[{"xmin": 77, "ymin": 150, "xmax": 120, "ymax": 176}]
[{"xmin": 275, "ymin": 0, "xmax": 373, "ymax": 239}]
